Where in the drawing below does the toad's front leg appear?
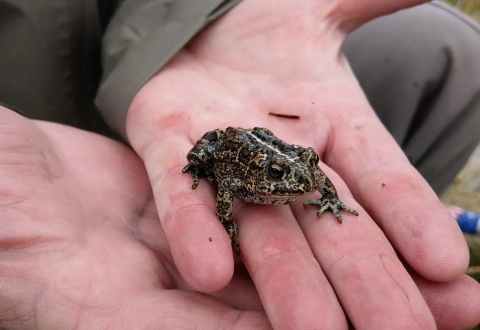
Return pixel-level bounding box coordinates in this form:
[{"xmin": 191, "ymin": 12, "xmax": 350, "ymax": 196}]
[
  {"xmin": 182, "ymin": 129, "xmax": 224, "ymax": 189},
  {"xmin": 216, "ymin": 179, "xmax": 239, "ymax": 253},
  {"xmin": 303, "ymin": 171, "xmax": 358, "ymax": 223}
]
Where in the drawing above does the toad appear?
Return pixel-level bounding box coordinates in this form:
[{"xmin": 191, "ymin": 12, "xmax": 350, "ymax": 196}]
[{"xmin": 182, "ymin": 127, "xmax": 358, "ymax": 253}]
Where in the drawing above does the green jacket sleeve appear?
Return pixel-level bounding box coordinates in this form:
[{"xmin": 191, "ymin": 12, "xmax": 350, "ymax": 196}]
[{"xmin": 96, "ymin": 0, "xmax": 242, "ymax": 140}]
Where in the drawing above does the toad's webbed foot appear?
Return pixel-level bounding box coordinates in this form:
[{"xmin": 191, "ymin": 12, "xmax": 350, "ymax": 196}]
[{"xmin": 303, "ymin": 193, "xmax": 358, "ymax": 223}]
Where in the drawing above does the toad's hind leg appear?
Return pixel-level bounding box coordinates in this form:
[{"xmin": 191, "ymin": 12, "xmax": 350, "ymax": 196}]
[
  {"xmin": 216, "ymin": 180, "xmax": 239, "ymax": 253},
  {"xmin": 303, "ymin": 174, "xmax": 358, "ymax": 223}
]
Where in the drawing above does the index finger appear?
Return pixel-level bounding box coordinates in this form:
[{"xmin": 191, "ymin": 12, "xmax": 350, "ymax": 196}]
[{"xmin": 141, "ymin": 134, "xmax": 235, "ymax": 292}]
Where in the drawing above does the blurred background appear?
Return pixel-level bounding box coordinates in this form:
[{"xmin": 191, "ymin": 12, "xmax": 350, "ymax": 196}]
[
  {"xmin": 445, "ymin": 0, "xmax": 480, "ymax": 20},
  {"xmin": 440, "ymin": 0, "xmax": 480, "ymax": 285}
]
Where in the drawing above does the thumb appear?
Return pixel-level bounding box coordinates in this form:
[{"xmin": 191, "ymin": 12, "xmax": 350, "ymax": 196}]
[
  {"xmin": 115, "ymin": 291, "xmax": 270, "ymax": 329},
  {"xmin": 333, "ymin": 0, "xmax": 430, "ymax": 31}
]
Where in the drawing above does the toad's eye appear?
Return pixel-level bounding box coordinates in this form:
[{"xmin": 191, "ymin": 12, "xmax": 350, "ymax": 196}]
[{"xmin": 268, "ymin": 164, "xmax": 284, "ymax": 180}]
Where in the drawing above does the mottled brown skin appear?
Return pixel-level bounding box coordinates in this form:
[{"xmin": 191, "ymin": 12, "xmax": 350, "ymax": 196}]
[{"xmin": 182, "ymin": 127, "xmax": 359, "ymax": 253}]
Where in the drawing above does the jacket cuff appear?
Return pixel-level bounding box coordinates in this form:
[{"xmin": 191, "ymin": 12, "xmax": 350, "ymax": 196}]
[{"xmin": 95, "ymin": 0, "xmax": 242, "ymax": 141}]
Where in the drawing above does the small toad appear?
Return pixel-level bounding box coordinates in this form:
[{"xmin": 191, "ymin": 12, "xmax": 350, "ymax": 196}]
[{"xmin": 183, "ymin": 127, "xmax": 358, "ymax": 253}]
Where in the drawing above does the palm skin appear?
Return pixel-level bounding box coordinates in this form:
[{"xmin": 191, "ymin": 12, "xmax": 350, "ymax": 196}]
[
  {"xmin": 124, "ymin": 0, "xmax": 480, "ymax": 328},
  {"xmin": 0, "ymin": 102, "xmax": 478, "ymax": 329},
  {"xmin": 0, "ymin": 108, "xmax": 267, "ymax": 329}
]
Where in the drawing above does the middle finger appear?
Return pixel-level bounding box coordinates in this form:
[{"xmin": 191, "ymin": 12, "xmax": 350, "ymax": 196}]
[{"xmin": 238, "ymin": 202, "xmax": 348, "ymax": 329}]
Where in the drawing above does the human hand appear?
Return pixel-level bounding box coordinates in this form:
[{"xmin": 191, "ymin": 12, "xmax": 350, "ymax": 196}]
[
  {"xmin": 125, "ymin": 0, "xmax": 480, "ymax": 328},
  {"xmin": 0, "ymin": 107, "xmax": 270, "ymax": 329}
]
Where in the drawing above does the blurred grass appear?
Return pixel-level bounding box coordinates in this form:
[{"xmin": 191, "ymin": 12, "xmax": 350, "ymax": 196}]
[
  {"xmin": 440, "ymin": 0, "xmax": 480, "ymax": 275},
  {"xmin": 441, "ymin": 159, "xmax": 480, "ymax": 283},
  {"xmin": 445, "ymin": 0, "xmax": 480, "ymax": 19}
]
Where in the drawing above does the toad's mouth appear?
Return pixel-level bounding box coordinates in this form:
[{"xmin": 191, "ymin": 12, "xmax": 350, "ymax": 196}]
[{"xmin": 252, "ymin": 194, "xmax": 299, "ymax": 205}]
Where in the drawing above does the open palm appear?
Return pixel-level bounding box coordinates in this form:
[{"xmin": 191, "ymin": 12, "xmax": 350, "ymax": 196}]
[
  {"xmin": 0, "ymin": 108, "xmax": 268, "ymax": 329},
  {"xmin": 1, "ymin": 0, "xmax": 479, "ymax": 329},
  {"xmin": 124, "ymin": 0, "xmax": 480, "ymax": 328}
]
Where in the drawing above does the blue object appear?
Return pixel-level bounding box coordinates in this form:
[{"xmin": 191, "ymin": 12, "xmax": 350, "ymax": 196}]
[{"xmin": 446, "ymin": 205, "xmax": 480, "ymax": 234}]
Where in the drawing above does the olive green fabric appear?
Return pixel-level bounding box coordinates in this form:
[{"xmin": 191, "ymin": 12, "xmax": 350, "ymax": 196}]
[
  {"xmin": 96, "ymin": 0, "xmax": 243, "ymax": 140},
  {"xmin": 0, "ymin": 0, "xmax": 105, "ymax": 133},
  {"xmin": 0, "ymin": 0, "xmax": 241, "ymax": 139}
]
